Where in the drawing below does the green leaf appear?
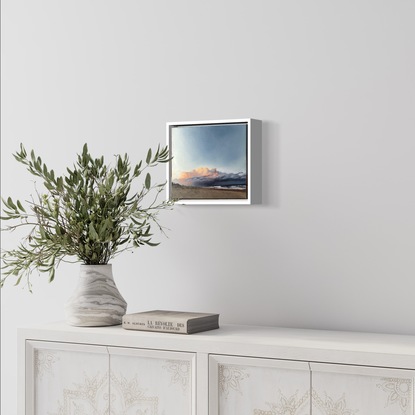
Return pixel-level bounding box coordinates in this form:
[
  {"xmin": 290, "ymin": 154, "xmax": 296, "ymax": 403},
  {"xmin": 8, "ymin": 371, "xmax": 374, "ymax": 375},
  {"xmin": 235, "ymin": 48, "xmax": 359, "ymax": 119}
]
[
  {"xmin": 146, "ymin": 148, "xmax": 152, "ymax": 164},
  {"xmin": 57, "ymin": 177, "xmax": 64, "ymax": 191},
  {"xmin": 130, "ymin": 216, "xmax": 143, "ymax": 226},
  {"xmin": 39, "ymin": 226, "xmax": 47, "ymax": 239},
  {"xmin": 108, "ymin": 173, "xmax": 115, "ymax": 188},
  {"xmin": 133, "ymin": 165, "xmax": 141, "ymax": 177},
  {"xmin": 98, "ymin": 218, "xmax": 111, "ymax": 238},
  {"xmin": 144, "ymin": 240, "xmax": 160, "ymax": 247},
  {"xmin": 89, "ymin": 223, "xmax": 99, "ymax": 241},
  {"xmin": 145, "ymin": 173, "xmax": 151, "ymax": 189},
  {"xmin": 152, "ymin": 145, "xmax": 160, "ymax": 163},
  {"xmin": 7, "ymin": 197, "xmax": 17, "ymax": 210},
  {"xmin": 44, "ymin": 182, "xmax": 54, "ymax": 191},
  {"xmin": 14, "ymin": 274, "xmax": 24, "ymax": 287},
  {"xmin": 20, "ymin": 143, "xmax": 27, "ymax": 157},
  {"xmin": 49, "ymin": 268, "xmax": 56, "ymax": 283},
  {"xmin": 16, "ymin": 200, "xmax": 26, "ymax": 212}
]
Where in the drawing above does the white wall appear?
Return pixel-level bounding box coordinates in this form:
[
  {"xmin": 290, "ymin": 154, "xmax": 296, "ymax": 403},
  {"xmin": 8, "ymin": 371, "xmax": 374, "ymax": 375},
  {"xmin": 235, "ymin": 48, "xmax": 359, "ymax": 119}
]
[{"xmin": 2, "ymin": 0, "xmax": 415, "ymax": 412}]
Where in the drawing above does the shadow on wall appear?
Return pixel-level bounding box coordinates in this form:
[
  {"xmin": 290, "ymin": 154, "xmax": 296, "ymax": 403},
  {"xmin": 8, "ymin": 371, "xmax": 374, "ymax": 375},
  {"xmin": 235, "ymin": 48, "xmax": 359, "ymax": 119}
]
[{"xmin": 261, "ymin": 120, "xmax": 280, "ymax": 208}]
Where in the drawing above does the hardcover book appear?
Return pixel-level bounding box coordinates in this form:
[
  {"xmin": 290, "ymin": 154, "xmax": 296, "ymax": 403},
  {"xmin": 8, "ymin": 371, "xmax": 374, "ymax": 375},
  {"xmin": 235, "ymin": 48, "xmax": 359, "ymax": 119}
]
[{"xmin": 122, "ymin": 310, "xmax": 220, "ymax": 334}]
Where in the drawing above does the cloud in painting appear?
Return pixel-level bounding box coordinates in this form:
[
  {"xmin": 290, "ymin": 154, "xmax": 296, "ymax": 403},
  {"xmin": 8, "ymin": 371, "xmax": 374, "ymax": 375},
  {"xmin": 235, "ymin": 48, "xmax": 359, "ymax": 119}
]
[{"xmin": 174, "ymin": 167, "xmax": 246, "ymax": 188}]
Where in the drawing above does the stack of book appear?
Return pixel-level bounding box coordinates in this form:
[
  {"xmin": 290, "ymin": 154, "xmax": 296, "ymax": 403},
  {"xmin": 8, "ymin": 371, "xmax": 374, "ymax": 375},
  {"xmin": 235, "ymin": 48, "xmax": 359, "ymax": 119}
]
[{"xmin": 122, "ymin": 310, "xmax": 220, "ymax": 334}]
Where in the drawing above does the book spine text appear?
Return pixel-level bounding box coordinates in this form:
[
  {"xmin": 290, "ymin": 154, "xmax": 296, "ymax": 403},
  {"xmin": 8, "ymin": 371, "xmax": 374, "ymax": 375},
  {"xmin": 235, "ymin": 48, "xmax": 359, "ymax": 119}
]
[{"xmin": 122, "ymin": 317, "xmax": 188, "ymax": 333}]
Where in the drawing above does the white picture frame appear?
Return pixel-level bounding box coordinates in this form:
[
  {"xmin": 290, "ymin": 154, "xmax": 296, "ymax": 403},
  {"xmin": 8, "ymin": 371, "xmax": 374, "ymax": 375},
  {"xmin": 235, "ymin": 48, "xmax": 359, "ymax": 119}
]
[{"xmin": 166, "ymin": 118, "xmax": 261, "ymax": 205}]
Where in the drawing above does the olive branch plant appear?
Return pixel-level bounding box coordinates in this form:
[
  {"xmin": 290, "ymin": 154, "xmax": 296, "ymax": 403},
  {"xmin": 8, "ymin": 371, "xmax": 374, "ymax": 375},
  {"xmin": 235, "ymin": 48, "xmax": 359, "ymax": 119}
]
[{"xmin": 1, "ymin": 143, "xmax": 173, "ymax": 291}]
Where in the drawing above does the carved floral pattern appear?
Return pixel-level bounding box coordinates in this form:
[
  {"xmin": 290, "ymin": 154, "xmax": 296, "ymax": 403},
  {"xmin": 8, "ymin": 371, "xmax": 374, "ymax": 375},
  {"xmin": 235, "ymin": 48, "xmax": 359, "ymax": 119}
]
[
  {"xmin": 254, "ymin": 390, "xmax": 310, "ymax": 415},
  {"xmin": 253, "ymin": 389, "xmax": 359, "ymax": 415},
  {"xmin": 377, "ymin": 378, "xmax": 412, "ymax": 414},
  {"xmin": 163, "ymin": 360, "xmax": 191, "ymax": 392},
  {"xmin": 311, "ymin": 389, "xmax": 357, "ymax": 415},
  {"xmin": 34, "ymin": 349, "xmax": 59, "ymax": 379},
  {"xmin": 53, "ymin": 371, "xmax": 108, "ymax": 415},
  {"xmin": 219, "ymin": 365, "xmax": 249, "ymax": 398},
  {"xmin": 51, "ymin": 371, "xmax": 158, "ymax": 415}
]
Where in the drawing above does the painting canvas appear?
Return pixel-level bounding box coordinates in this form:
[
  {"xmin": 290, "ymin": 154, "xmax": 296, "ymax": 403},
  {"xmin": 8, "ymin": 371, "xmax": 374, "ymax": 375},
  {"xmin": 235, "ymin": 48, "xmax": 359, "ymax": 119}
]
[{"xmin": 168, "ymin": 120, "xmax": 251, "ymax": 204}]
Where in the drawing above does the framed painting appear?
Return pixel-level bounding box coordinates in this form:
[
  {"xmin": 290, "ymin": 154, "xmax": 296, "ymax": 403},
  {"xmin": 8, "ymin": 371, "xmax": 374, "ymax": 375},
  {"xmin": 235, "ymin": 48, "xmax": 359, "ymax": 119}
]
[{"xmin": 167, "ymin": 119, "xmax": 261, "ymax": 205}]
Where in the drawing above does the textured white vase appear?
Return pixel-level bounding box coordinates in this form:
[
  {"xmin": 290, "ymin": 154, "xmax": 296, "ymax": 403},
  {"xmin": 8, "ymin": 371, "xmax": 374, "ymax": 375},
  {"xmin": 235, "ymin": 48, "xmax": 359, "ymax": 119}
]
[{"xmin": 65, "ymin": 264, "xmax": 127, "ymax": 327}]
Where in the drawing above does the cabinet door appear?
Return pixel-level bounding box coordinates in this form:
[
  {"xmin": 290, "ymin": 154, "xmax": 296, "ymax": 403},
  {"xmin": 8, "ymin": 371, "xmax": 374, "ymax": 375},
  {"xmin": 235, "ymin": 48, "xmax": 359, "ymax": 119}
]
[
  {"xmin": 26, "ymin": 340, "xmax": 109, "ymax": 415},
  {"xmin": 108, "ymin": 346, "xmax": 196, "ymax": 415},
  {"xmin": 209, "ymin": 355, "xmax": 310, "ymax": 415},
  {"xmin": 311, "ymin": 362, "xmax": 415, "ymax": 415}
]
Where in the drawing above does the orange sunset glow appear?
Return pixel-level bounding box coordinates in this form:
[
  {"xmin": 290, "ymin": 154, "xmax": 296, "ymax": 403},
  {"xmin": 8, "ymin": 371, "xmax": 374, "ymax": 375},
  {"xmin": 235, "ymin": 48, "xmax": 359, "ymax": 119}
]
[{"xmin": 176, "ymin": 167, "xmax": 219, "ymax": 184}]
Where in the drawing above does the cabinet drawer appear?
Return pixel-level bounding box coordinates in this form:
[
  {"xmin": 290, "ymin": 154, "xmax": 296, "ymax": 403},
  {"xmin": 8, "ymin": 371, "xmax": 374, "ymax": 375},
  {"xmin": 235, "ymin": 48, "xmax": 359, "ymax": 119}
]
[
  {"xmin": 310, "ymin": 362, "xmax": 415, "ymax": 415},
  {"xmin": 108, "ymin": 346, "xmax": 196, "ymax": 415},
  {"xmin": 26, "ymin": 341, "xmax": 109, "ymax": 415},
  {"xmin": 209, "ymin": 354, "xmax": 310, "ymax": 415},
  {"xmin": 25, "ymin": 341, "xmax": 196, "ymax": 415}
]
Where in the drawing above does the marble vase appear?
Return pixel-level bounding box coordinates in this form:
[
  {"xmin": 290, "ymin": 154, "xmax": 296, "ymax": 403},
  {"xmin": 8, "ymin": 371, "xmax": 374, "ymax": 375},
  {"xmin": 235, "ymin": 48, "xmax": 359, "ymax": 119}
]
[{"xmin": 65, "ymin": 264, "xmax": 127, "ymax": 327}]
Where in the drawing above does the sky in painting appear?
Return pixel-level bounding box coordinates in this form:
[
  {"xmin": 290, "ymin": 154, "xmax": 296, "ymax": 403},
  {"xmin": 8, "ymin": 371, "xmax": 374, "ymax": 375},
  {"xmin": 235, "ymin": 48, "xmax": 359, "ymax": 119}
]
[{"xmin": 172, "ymin": 123, "xmax": 247, "ymax": 188}]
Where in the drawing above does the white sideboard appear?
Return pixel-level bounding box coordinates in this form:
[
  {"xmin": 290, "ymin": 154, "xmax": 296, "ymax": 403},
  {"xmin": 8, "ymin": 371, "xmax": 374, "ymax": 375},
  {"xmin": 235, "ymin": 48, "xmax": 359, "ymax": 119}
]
[{"xmin": 18, "ymin": 323, "xmax": 415, "ymax": 415}]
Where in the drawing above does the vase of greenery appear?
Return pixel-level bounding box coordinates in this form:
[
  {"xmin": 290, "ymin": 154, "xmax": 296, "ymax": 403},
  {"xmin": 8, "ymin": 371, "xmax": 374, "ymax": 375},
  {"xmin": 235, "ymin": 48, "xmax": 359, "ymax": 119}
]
[
  {"xmin": 65, "ymin": 264, "xmax": 127, "ymax": 326},
  {"xmin": 1, "ymin": 143, "xmax": 172, "ymax": 326}
]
